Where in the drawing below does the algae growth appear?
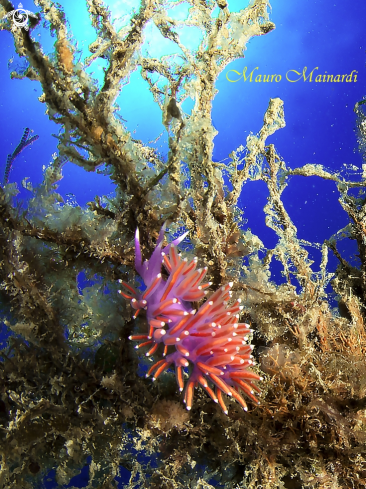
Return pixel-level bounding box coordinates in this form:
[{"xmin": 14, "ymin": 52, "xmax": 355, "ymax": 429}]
[{"xmin": 0, "ymin": 0, "xmax": 366, "ymax": 487}]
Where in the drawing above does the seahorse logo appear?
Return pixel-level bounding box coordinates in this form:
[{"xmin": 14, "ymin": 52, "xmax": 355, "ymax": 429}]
[{"xmin": 1, "ymin": 3, "xmax": 37, "ymax": 31}]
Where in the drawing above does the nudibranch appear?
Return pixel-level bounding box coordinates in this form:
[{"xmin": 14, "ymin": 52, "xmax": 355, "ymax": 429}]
[{"xmin": 118, "ymin": 224, "xmax": 261, "ymax": 414}]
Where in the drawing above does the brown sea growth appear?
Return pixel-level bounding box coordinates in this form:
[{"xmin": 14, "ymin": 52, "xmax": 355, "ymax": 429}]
[{"xmin": 0, "ymin": 0, "xmax": 366, "ymax": 487}]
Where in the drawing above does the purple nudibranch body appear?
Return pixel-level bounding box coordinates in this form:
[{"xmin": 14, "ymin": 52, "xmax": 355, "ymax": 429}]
[{"xmin": 118, "ymin": 224, "xmax": 261, "ymax": 413}]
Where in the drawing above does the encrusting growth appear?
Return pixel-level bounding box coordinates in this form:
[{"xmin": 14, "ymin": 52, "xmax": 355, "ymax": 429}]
[
  {"xmin": 1, "ymin": 0, "xmax": 366, "ymax": 486},
  {"xmin": 118, "ymin": 224, "xmax": 261, "ymax": 413}
]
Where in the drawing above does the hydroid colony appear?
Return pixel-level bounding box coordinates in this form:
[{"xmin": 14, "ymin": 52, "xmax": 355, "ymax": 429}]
[{"xmin": 0, "ymin": 0, "xmax": 365, "ymax": 488}]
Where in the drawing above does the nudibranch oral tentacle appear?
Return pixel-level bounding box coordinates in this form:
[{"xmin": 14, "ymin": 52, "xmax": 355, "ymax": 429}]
[{"xmin": 118, "ymin": 225, "xmax": 261, "ymax": 414}]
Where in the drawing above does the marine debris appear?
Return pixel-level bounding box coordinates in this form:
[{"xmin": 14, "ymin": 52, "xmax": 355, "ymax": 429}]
[{"xmin": 0, "ymin": 0, "xmax": 365, "ymax": 488}]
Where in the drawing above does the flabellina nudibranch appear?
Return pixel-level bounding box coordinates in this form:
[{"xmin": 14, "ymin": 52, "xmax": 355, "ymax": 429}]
[{"xmin": 118, "ymin": 224, "xmax": 261, "ymax": 414}]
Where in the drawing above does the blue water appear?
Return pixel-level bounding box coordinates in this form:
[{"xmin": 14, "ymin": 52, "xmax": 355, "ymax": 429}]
[{"xmin": 0, "ymin": 0, "xmax": 365, "ymax": 486}]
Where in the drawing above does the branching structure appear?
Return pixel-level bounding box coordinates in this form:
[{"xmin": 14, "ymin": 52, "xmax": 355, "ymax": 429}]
[
  {"xmin": 0, "ymin": 0, "xmax": 366, "ymax": 488},
  {"xmin": 3, "ymin": 127, "xmax": 39, "ymax": 185}
]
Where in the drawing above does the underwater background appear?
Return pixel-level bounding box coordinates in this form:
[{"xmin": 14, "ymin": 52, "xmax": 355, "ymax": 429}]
[
  {"xmin": 1, "ymin": 0, "xmax": 365, "ymax": 289},
  {"xmin": 0, "ymin": 0, "xmax": 366, "ymax": 487}
]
